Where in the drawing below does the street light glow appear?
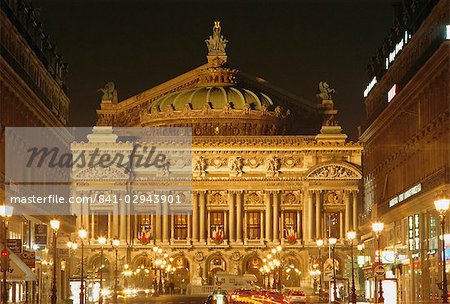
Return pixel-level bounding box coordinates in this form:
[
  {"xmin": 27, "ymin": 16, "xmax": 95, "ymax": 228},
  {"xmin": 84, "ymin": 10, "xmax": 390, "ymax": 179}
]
[
  {"xmin": 0, "ymin": 206, "xmax": 14, "ymax": 218},
  {"xmin": 328, "ymin": 237, "xmax": 337, "ymax": 245},
  {"xmin": 98, "ymin": 236, "xmax": 107, "ymax": 245},
  {"xmin": 50, "ymin": 219, "xmax": 60, "ymax": 231},
  {"xmin": 112, "ymin": 239, "xmax": 120, "ymax": 247},
  {"xmin": 435, "ymin": 198, "xmax": 450, "ymax": 213},
  {"xmin": 316, "ymin": 239, "xmax": 324, "ymax": 247},
  {"xmin": 347, "ymin": 231, "xmax": 356, "ymax": 240},
  {"xmin": 372, "ymin": 222, "xmax": 384, "ymax": 233},
  {"xmin": 78, "ymin": 228, "xmax": 87, "ymax": 239}
]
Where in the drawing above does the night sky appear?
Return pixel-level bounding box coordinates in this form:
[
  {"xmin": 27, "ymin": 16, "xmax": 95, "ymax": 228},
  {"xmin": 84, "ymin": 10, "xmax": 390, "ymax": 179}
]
[{"xmin": 33, "ymin": 0, "xmax": 395, "ymax": 140}]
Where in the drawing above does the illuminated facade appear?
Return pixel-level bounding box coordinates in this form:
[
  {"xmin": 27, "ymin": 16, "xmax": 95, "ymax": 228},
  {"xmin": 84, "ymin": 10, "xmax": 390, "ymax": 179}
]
[
  {"xmin": 359, "ymin": 0, "xmax": 449, "ymax": 302},
  {"xmin": 71, "ymin": 23, "xmax": 362, "ymax": 295}
]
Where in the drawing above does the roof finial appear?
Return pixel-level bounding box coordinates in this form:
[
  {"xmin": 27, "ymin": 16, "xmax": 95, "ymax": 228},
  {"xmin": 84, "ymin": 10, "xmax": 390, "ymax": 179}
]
[{"xmin": 205, "ymin": 21, "xmax": 228, "ymax": 67}]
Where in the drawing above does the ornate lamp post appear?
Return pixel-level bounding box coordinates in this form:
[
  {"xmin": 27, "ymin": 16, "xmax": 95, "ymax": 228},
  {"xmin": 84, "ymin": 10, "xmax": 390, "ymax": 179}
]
[
  {"xmin": 316, "ymin": 239, "xmax": 324, "ymax": 293},
  {"xmin": 271, "ymin": 246, "xmax": 282, "ymax": 291},
  {"xmin": 372, "ymin": 222, "xmax": 385, "ymax": 303},
  {"xmin": 97, "ymin": 236, "xmax": 107, "ymax": 304},
  {"xmin": 328, "ymin": 237, "xmax": 338, "ymax": 303},
  {"xmin": 78, "ymin": 228, "xmax": 87, "ymax": 304},
  {"xmin": 0, "ymin": 206, "xmax": 13, "ymax": 304},
  {"xmin": 152, "ymin": 246, "xmax": 159, "ymax": 293},
  {"xmin": 66, "ymin": 241, "xmax": 77, "ymax": 300},
  {"xmin": 347, "ymin": 231, "xmax": 357, "ymax": 304},
  {"xmin": 112, "ymin": 238, "xmax": 120, "ymax": 303},
  {"xmin": 157, "ymin": 247, "xmax": 163, "ymax": 294},
  {"xmin": 50, "ymin": 219, "xmax": 60, "ymax": 304},
  {"xmin": 435, "ymin": 198, "xmax": 450, "ymax": 303}
]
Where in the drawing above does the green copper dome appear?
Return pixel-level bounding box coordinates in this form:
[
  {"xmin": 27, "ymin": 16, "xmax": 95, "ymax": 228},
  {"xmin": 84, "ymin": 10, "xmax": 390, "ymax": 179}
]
[{"xmin": 150, "ymin": 86, "xmax": 274, "ymax": 112}]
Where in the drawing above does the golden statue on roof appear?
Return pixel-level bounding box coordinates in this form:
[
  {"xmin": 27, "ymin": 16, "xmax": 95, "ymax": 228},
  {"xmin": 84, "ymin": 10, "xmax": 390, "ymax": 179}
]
[{"xmin": 205, "ymin": 21, "xmax": 228, "ymax": 56}]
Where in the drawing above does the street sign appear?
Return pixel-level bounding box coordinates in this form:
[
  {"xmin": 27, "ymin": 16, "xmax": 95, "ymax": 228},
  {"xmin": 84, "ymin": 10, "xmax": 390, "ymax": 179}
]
[
  {"xmin": 373, "ymin": 264, "xmax": 386, "ymax": 278},
  {"xmin": 6, "ymin": 239, "xmax": 22, "ymax": 254},
  {"xmin": 34, "ymin": 224, "xmax": 48, "ymax": 245},
  {"xmin": 20, "ymin": 250, "xmax": 35, "ymax": 269}
]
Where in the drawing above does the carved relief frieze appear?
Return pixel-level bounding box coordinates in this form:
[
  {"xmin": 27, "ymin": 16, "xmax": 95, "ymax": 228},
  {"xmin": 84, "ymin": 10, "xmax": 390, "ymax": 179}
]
[
  {"xmin": 228, "ymin": 156, "xmax": 244, "ymax": 177},
  {"xmin": 245, "ymin": 192, "xmax": 262, "ymax": 205},
  {"xmin": 266, "ymin": 155, "xmax": 281, "ymax": 177},
  {"xmin": 73, "ymin": 166, "xmax": 129, "ymax": 181},
  {"xmin": 208, "ymin": 191, "xmax": 226, "ymax": 205}
]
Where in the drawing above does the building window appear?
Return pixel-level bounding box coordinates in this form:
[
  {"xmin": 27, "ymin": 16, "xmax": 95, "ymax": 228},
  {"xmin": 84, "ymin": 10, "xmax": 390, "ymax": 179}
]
[
  {"xmin": 92, "ymin": 212, "xmax": 109, "ymax": 238},
  {"xmin": 210, "ymin": 212, "xmax": 224, "ymax": 238},
  {"xmin": 325, "ymin": 212, "xmax": 340, "ymax": 239},
  {"xmin": 136, "ymin": 214, "xmax": 152, "ymax": 242},
  {"xmin": 174, "ymin": 215, "xmax": 188, "ymax": 240},
  {"xmin": 283, "ymin": 211, "xmax": 297, "ymax": 238},
  {"xmin": 247, "ymin": 212, "xmax": 260, "ymax": 240},
  {"xmin": 430, "ymin": 215, "xmax": 438, "ymax": 250}
]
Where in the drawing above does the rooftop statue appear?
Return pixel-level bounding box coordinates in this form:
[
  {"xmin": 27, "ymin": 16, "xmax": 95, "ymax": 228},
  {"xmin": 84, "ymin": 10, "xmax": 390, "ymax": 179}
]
[
  {"xmin": 98, "ymin": 81, "xmax": 118, "ymax": 103},
  {"xmin": 205, "ymin": 21, "xmax": 228, "ymax": 55},
  {"xmin": 316, "ymin": 81, "xmax": 335, "ymax": 101}
]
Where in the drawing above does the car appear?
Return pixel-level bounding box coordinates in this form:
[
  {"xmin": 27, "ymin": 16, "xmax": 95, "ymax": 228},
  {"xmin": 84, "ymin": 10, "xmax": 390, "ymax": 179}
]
[{"xmin": 286, "ymin": 290, "xmax": 306, "ymax": 303}]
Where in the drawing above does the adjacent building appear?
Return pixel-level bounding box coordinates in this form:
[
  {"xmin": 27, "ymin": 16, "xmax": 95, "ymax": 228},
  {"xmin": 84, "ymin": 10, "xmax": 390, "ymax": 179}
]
[
  {"xmin": 359, "ymin": 0, "xmax": 449, "ymax": 302},
  {"xmin": 0, "ymin": 0, "xmax": 70, "ymax": 302}
]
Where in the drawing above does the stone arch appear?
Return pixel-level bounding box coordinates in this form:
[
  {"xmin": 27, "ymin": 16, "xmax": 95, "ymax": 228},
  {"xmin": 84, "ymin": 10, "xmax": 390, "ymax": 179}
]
[
  {"xmin": 171, "ymin": 254, "xmax": 191, "ymax": 289},
  {"xmin": 131, "ymin": 253, "xmax": 154, "ymax": 290},
  {"xmin": 205, "ymin": 253, "xmax": 228, "ymax": 285},
  {"xmin": 281, "ymin": 253, "xmax": 302, "ymax": 288},
  {"xmin": 305, "ymin": 161, "xmax": 362, "ymax": 180},
  {"xmin": 88, "ymin": 253, "xmax": 111, "ymax": 280},
  {"xmin": 242, "ymin": 252, "xmax": 263, "ymax": 286}
]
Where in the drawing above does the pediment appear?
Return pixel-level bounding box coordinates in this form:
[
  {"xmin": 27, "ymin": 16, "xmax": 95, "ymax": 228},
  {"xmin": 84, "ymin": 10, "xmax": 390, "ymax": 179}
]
[{"xmin": 306, "ymin": 162, "xmax": 361, "ymax": 179}]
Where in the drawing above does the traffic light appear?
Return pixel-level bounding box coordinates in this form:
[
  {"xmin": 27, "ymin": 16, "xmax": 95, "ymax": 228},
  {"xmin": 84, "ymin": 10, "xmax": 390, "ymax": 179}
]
[{"xmin": 1, "ymin": 249, "xmax": 9, "ymax": 272}]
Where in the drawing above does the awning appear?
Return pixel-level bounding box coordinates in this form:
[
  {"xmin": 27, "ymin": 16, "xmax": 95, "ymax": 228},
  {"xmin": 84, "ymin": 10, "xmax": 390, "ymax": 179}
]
[{"xmin": 7, "ymin": 250, "xmax": 37, "ymax": 282}]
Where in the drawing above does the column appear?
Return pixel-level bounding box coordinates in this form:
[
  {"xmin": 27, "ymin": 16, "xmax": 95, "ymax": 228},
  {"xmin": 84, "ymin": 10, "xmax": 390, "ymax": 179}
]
[
  {"xmin": 302, "ymin": 192, "xmax": 309, "ymax": 242},
  {"xmin": 352, "ymin": 191, "xmax": 358, "ymax": 230},
  {"xmin": 228, "ymin": 192, "xmax": 235, "ymax": 243},
  {"xmin": 156, "ymin": 203, "xmax": 162, "ymax": 242},
  {"xmin": 260, "ymin": 211, "xmax": 265, "ymax": 242},
  {"xmin": 187, "ymin": 214, "xmax": 191, "ymax": 240},
  {"xmin": 296, "ymin": 211, "xmax": 301, "ymax": 240},
  {"xmin": 199, "ymin": 191, "xmax": 206, "ymax": 243},
  {"xmin": 192, "ymin": 191, "xmax": 199, "ymax": 242},
  {"xmin": 163, "ymin": 203, "xmax": 169, "ymax": 243},
  {"xmin": 207, "ymin": 212, "xmax": 211, "ymax": 242},
  {"xmin": 315, "ymin": 191, "xmax": 321, "ymax": 240},
  {"xmin": 273, "ymin": 191, "xmax": 279, "ymax": 243},
  {"xmin": 170, "ymin": 215, "xmax": 175, "ymax": 240},
  {"xmin": 345, "ymin": 191, "xmax": 350, "ymax": 233},
  {"xmin": 91, "ymin": 213, "xmax": 95, "ymax": 239},
  {"xmin": 113, "ymin": 205, "xmax": 119, "ymax": 239},
  {"xmin": 339, "ymin": 212, "xmax": 344, "ymax": 240},
  {"xmin": 265, "ymin": 192, "xmax": 272, "ymax": 243},
  {"xmin": 307, "ymin": 191, "xmax": 314, "ymax": 242},
  {"xmin": 236, "ymin": 191, "xmax": 243, "ymax": 242}
]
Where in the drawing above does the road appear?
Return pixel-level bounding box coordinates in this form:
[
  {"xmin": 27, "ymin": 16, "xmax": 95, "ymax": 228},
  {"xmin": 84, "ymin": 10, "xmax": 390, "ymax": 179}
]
[{"xmin": 118, "ymin": 295, "xmax": 207, "ymax": 304}]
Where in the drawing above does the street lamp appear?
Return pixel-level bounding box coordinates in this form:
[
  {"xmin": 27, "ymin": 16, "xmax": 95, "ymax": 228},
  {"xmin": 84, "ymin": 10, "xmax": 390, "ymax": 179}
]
[
  {"xmin": 112, "ymin": 238, "xmax": 120, "ymax": 303},
  {"xmin": 347, "ymin": 231, "xmax": 357, "ymax": 304},
  {"xmin": 316, "ymin": 239, "xmax": 324, "ymax": 294},
  {"xmin": 98, "ymin": 236, "xmax": 107, "ymax": 304},
  {"xmin": 435, "ymin": 198, "xmax": 450, "ymax": 303},
  {"xmin": 372, "ymin": 222, "xmax": 384, "ymax": 303},
  {"xmin": 329, "ymin": 237, "xmax": 338, "ymax": 303},
  {"xmin": 50, "ymin": 219, "xmax": 60, "ymax": 304},
  {"xmin": 0, "ymin": 206, "xmax": 13, "ymax": 304},
  {"xmin": 78, "ymin": 228, "xmax": 87, "ymax": 304}
]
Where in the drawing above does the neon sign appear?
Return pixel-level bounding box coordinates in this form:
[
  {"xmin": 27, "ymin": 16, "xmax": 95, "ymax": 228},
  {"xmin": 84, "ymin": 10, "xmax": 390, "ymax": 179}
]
[
  {"xmin": 388, "ymin": 84, "xmax": 397, "ymax": 103},
  {"xmin": 385, "ymin": 31, "xmax": 411, "ymax": 69},
  {"xmin": 364, "ymin": 76, "xmax": 377, "ymax": 97},
  {"xmin": 389, "ymin": 184, "xmax": 421, "ymax": 207}
]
